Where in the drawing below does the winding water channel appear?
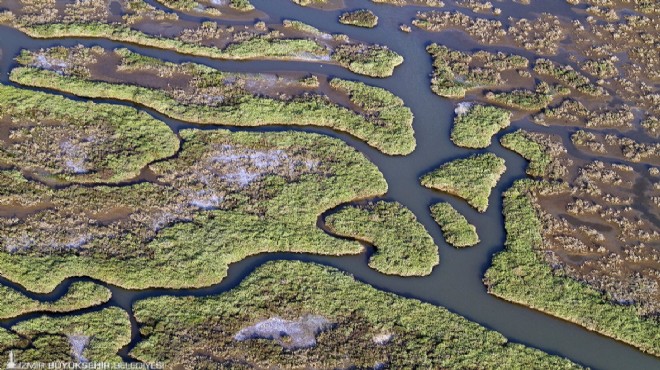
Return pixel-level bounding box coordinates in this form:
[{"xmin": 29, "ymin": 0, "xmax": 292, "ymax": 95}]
[{"xmin": 0, "ymin": 0, "xmax": 659, "ymax": 368}]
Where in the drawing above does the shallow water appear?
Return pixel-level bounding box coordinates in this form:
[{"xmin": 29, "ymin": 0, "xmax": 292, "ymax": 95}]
[{"xmin": 0, "ymin": 0, "xmax": 659, "ymax": 368}]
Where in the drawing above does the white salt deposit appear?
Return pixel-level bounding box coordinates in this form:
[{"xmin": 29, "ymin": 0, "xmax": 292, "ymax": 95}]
[{"xmin": 234, "ymin": 315, "xmax": 333, "ymax": 349}]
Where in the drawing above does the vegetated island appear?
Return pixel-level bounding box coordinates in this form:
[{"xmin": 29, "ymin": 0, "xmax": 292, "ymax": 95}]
[
  {"xmin": 430, "ymin": 202, "xmax": 479, "ymax": 247},
  {"xmin": 0, "ymin": 281, "xmax": 111, "ymax": 320},
  {"xmin": 0, "ymin": 308, "xmax": 131, "ymax": 363},
  {"xmin": 131, "ymin": 260, "xmax": 583, "ymax": 369},
  {"xmin": 325, "ymin": 201, "xmax": 439, "ymax": 276},
  {"xmin": 420, "ymin": 153, "xmax": 506, "ymax": 213},
  {"xmin": 0, "ymin": 125, "xmax": 387, "ymax": 293},
  {"xmin": 451, "ymin": 103, "xmax": 511, "ymax": 148},
  {"xmin": 11, "ymin": 46, "xmax": 415, "ymax": 155},
  {"xmin": 0, "ymin": 0, "xmax": 402, "ymax": 77},
  {"xmin": 0, "ymin": 84, "xmax": 179, "ymax": 184},
  {"xmin": 339, "ymin": 9, "xmax": 379, "ymax": 28}
]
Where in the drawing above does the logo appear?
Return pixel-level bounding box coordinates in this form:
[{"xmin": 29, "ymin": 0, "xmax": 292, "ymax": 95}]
[{"xmin": 6, "ymin": 351, "xmax": 15, "ymax": 369}]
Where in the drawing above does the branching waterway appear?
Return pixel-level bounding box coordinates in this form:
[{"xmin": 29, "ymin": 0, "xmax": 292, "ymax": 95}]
[{"xmin": 0, "ymin": 0, "xmax": 658, "ymax": 368}]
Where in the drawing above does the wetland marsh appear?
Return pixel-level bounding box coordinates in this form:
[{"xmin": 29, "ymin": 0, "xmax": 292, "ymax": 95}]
[{"xmin": 0, "ymin": 0, "xmax": 658, "ymax": 368}]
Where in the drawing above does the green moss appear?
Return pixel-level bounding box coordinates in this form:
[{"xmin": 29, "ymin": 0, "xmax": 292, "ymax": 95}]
[
  {"xmin": 430, "ymin": 202, "xmax": 479, "ymax": 247},
  {"xmin": 0, "ymin": 84, "xmax": 178, "ymax": 183},
  {"xmin": 11, "ymin": 51, "xmax": 414, "ymax": 155},
  {"xmin": 339, "ymin": 9, "xmax": 379, "ymax": 28},
  {"xmin": 0, "ymin": 129, "xmax": 387, "ymax": 293},
  {"xmin": 6, "ymin": 308, "xmax": 131, "ymax": 363},
  {"xmin": 420, "ymin": 153, "xmax": 506, "ymax": 212},
  {"xmin": 325, "ymin": 201, "xmax": 438, "ymax": 276},
  {"xmin": 0, "ymin": 282, "xmax": 111, "ymax": 319},
  {"xmin": 132, "ymin": 261, "xmax": 582, "ymax": 369},
  {"xmin": 451, "ymin": 104, "xmax": 511, "ymax": 148},
  {"xmin": 484, "ymin": 180, "xmax": 660, "ymax": 357}
]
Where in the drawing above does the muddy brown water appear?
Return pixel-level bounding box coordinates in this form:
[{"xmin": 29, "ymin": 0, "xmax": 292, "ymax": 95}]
[{"xmin": 0, "ymin": 0, "xmax": 659, "ymax": 368}]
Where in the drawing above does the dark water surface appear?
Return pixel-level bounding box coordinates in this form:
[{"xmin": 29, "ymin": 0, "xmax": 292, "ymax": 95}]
[{"xmin": 0, "ymin": 0, "xmax": 658, "ymax": 368}]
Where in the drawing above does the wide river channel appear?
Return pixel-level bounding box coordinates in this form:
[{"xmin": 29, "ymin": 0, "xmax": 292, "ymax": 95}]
[{"xmin": 0, "ymin": 0, "xmax": 658, "ymax": 368}]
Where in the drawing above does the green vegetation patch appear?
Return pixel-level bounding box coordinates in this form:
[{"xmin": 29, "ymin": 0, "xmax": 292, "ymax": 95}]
[
  {"xmin": 485, "ymin": 180, "xmax": 660, "ymax": 356},
  {"xmin": 426, "ymin": 43, "xmax": 527, "ymax": 98},
  {"xmin": 325, "ymin": 201, "xmax": 439, "ymax": 276},
  {"xmin": 451, "ymin": 103, "xmax": 511, "ymax": 148},
  {"xmin": 5, "ymin": 308, "xmax": 131, "ymax": 363},
  {"xmin": 339, "ymin": 9, "xmax": 379, "ymax": 28},
  {"xmin": 131, "ymin": 260, "xmax": 582, "ymax": 369},
  {"xmin": 0, "ymin": 85, "xmax": 178, "ymax": 183},
  {"xmin": 333, "ymin": 43, "xmax": 404, "ymax": 79},
  {"xmin": 0, "ymin": 281, "xmax": 111, "ymax": 319},
  {"xmin": 486, "ymin": 82, "xmax": 559, "ymax": 111},
  {"xmin": 11, "ymin": 48, "xmax": 414, "ymax": 155},
  {"xmin": 430, "ymin": 202, "xmax": 479, "ymax": 247},
  {"xmin": 0, "ymin": 129, "xmax": 387, "ymax": 292},
  {"xmin": 534, "ymin": 58, "xmax": 606, "ymax": 97},
  {"xmin": 500, "ymin": 129, "xmax": 567, "ymax": 179},
  {"xmin": 1, "ymin": 1, "xmax": 402, "ymax": 77},
  {"xmin": 420, "ymin": 153, "xmax": 506, "ymax": 212}
]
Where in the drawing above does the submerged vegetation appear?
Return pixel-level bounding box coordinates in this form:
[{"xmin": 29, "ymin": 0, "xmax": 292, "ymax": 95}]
[
  {"xmin": 325, "ymin": 201, "xmax": 439, "ymax": 276},
  {"xmin": 421, "ymin": 153, "xmax": 506, "ymax": 212},
  {"xmin": 430, "ymin": 202, "xmax": 479, "ymax": 247},
  {"xmin": 11, "ymin": 47, "xmax": 414, "ymax": 155},
  {"xmin": 0, "ymin": 281, "xmax": 111, "ymax": 319},
  {"xmin": 0, "ymin": 85, "xmax": 178, "ymax": 184},
  {"xmin": 0, "ymin": 129, "xmax": 387, "ymax": 292},
  {"xmin": 451, "ymin": 103, "xmax": 511, "ymax": 148},
  {"xmin": 131, "ymin": 260, "xmax": 582, "ymax": 369}
]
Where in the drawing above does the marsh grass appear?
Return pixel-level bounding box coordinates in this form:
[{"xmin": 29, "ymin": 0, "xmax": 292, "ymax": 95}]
[
  {"xmin": 339, "ymin": 9, "xmax": 378, "ymax": 28},
  {"xmin": 325, "ymin": 201, "xmax": 439, "ymax": 276},
  {"xmin": 6, "ymin": 308, "xmax": 131, "ymax": 363},
  {"xmin": 420, "ymin": 153, "xmax": 506, "ymax": 212},
  {"xmin": 451, "ymin": 104, "xmax": 511, "ymax": 148},
  {"xmin": 430, "ymin": 202, "xmax": 479, "ymax": 247},
  {"xmin": 0, "ymin": 84, "xmax": 179, "ymax": 183},
  {"xmin": 0, "ymin": 129, "xmax": 387, "ymax": 293},
  {"xmin": 485, "ymin": 180, "xmax": 660, "ymax": 356},
  {"xmin": 11, "ymin": 49, "xmax": 414, "ymax": 155},
  {"xmin": 0, "ymin": 282, "xmax": 111, "ymax": 320},
  {"xmin": 131, "ymin": 260, "xmax": 583, "ymax": 369}
]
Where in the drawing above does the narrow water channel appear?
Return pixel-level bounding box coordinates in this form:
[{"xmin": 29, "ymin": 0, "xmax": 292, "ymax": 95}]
[{"xmin": 0, "ymin": 1, "xmax": 658, "ymax": 368}]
